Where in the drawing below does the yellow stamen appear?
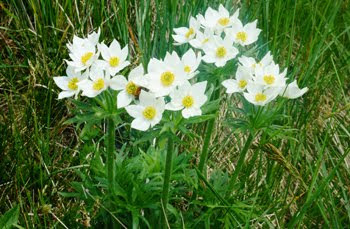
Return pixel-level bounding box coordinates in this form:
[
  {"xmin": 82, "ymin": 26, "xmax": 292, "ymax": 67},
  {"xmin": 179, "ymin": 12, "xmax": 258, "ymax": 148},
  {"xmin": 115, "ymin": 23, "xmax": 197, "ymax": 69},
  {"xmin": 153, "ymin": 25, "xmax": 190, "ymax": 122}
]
[
  {"xmin": 182, "ymin": 95, "xmax": 194, "ymax": 108},
  {"xmin": 142, "ymin": 106, "xmax": 156, "ymax": 120},
  {"xmin": 255, "ymin": 93, "xmax": 267, "ymax": 102},
  {"xmin": 109, "ymin": 57, "xmax": 120, "ymax": 67},
  {"xmin": 126, "ymin": 81, "xmax": 139, "ymax": 95},
  {"xmin": 218, "ymin": 17, "xmax": 230, "ymax": 26},
  {"xmin": 202, "ymin": 38, "xmax": 209, "ymax": 44},
  {"xmin": 81, "ymin": 52, "xmax": 93, "ymax": 65},
  {"xmin": 216, "ymin": 46, "xmax": 227, "ymax": 58},
  {"xmin": 68, "ymin": 77, "xmax": 79, "ymax": 90},
  {"xmin": 263, "ymin": 75, "xmax": 275, "ymax": 85},
  {"xmin": 93, "ymin": 78, "xmax": 105, "ymax": 91},
  {"xmin": 160, "ymin": 71, "xmax": 175, "ymax": 86},
  {"xmin": 185, "ymin": 28, "xmax": 195, "ymax": 39},
  {"xmin": 184, "ymin": 65, "xmax": 191, "ymax": 73},
  {"xmin": 238, "ymin": 80, "xmax": 247, "ymax": 89},
  {"xmin": 236, "ymin": 31, "xmax": 248, "ymax": 42}
]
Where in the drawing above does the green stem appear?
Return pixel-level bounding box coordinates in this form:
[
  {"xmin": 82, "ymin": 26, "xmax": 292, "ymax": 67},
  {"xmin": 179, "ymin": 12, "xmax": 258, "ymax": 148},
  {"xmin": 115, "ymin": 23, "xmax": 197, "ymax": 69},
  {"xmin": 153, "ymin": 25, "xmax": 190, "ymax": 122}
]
[
  {"xmin": 227, "ymin": 132, "xmax": 255, "ymax": 195},
  {"xmin": 161, "ymin": 135, "xmax": 174, "ymax": 209},
  {"xmin": 197, "ymin": 85, "xmax": 220, "ymax": 175},
  {"xmin": 106, "ymin": 117, "xmax": 115, "ymax": 192}
]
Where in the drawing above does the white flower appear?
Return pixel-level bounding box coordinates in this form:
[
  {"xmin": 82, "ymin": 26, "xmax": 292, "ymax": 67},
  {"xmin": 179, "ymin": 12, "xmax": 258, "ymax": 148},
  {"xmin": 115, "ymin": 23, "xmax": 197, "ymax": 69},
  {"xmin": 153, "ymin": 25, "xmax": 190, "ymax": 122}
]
[
  {"xmin": 98, "ymin": 39, "xmax": 130, "ymax": 76},
  {"xmin": 180, "ymin": 49, "xmax": 201, "ymax": 80},
  {"xmin": 145, "ymin": 52, "xmax": 187, "ymax": 97},
  {"xmin": 189, "ymin": 28, "xmax": 214, "ymax": 50},
  {"xmin": 280, "ymin": 80, "xmax": 308, "ymax": 99},
  {"xmin": 202, "ymin": 35, "xmax": 239, "ymax": 67},
  {"xmin": 65, "ymin": 35, "xmax": 99, "ymax": 72},
  {"xmin": 225, "ymin": 20, "xmax": 261, "ymax": 46},
  {"xmin": 109, "ymin": 64, "xmax": 148, "ymax": 108},
  {"xmin": 214, "ymin": 5, "xmax": 240, "ymax": 32},
  {"xmin": 125, "ymin": 90, "xmax": 165, "ymax": 131},
  {"xmin": 197, "ymin": 7, "xmax": 219, "ymax": 29},
  {"xmin": 254, "ymin": 64, "xmax": 287, "ymax": 89},
  {"xmin": 222, "ymin": 66, "xmax": 252, "ymax": 94},
  {"xmin": 78, "ymin": 65, "xmax": 110, "ymax": 98},
  {"xmin": 173, "ymin": 17, "xmax": 201, "ymax": 45},
  {"xmin": 166, "ymin": 81, "xmax": 207, "ymax": 118},
  {"xmin": 53, "ymin": 66, "xmax": 88, "ymax": 99},
  {"xmin": 87, "ymin": 28, "xmax": 101, "ymax": 46},
  {"xmin": 238, "ymin": 51, "xmax": 274, "ymax": 74},
  {"xmin": 198, "ymin": 5, "xmax": 239, "ymax": 33},
  {"xmin": 243, "ymin": 84, "xmax": 280, "ymax": 106}
]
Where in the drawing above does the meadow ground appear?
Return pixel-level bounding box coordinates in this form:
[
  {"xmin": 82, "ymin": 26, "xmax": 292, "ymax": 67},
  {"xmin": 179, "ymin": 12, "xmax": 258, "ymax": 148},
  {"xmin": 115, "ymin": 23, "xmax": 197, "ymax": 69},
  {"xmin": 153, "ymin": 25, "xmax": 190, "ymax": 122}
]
[{"xmin": 0, "ymin": 0, "xmax": 350, "ymax": 228}]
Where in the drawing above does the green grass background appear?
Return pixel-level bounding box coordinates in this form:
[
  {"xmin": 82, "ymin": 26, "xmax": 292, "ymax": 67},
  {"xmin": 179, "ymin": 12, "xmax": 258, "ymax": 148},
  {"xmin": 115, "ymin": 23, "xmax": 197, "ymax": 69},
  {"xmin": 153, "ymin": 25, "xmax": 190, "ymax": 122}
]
[{"xmin": 0, "ymin": 0, "xmax": 349, "ymax": 228}]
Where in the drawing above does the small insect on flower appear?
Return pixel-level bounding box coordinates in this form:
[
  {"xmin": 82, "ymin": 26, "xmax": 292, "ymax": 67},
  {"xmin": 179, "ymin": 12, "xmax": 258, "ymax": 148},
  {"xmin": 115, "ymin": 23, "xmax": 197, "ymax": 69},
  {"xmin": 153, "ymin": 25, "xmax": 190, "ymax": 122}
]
[
  {"xmin": 189, "ymin": 28, "xmax": 214, "ymax": 50},
  {"xmin": 78, "ymin": 65, "xmax": 110, "ymax": 98},
  {"xmin": 243, "ymin": 84, "xmax": 280, "ymax": 106},
  {"xmin": 222, "ymin": 66, "xmax": 252, "ymax": 94},
  {"xmin": 254, "ymin": 63, "xmax": 287, "ymax": 89},
  {"xmin": 280, "ymin": 80, "xmax": 309, "ymax": 99},
  {"xmin": 53, "ymin": 66, "xmax": 88, "ymax": 99},
  {"xmin": 145, "ymin": 52, "xmax": 188, "ymax": 97},
  {"xmin": 66, "ymin": 31, "xmax": 100, "ymax": 72},
  {"xmin": 202, "ymin": 35, "xmax": 239, "ymax": 67},
  {"xmin": 225, "ymin": 20, "xmax": 261, "ymax": 46},
  {"xmin": 180, "ymin": 49, "xmax": 202, "ymax": 80},
  {"xmin": 125, "ymin": 90, "xmax": 165, "ymax": 131},
  {"xmin": 239, "ymin": 51, "xmax": 274, "ymax": 74},
  {"xmin": 98, "ymin": 39, "xmax": 130, "ymax": 76},
  {"xmin": 173, "ymin": 17, "xmax": 201, "ymax": 45},
  {"xmin": 165, "ymin": 81, "xmax": 208, "ymax": 118},
  {"xmin": 109, "ymin": 64, "xmax": 148, "ymax": 108}
]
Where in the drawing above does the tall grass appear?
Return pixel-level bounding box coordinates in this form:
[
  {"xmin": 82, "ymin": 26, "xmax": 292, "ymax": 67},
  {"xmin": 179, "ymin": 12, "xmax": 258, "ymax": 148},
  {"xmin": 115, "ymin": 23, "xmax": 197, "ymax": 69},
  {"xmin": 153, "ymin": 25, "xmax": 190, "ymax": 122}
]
[{"xmin": 1, "ymin": 0, "xmax": 349, "ymax": 227}]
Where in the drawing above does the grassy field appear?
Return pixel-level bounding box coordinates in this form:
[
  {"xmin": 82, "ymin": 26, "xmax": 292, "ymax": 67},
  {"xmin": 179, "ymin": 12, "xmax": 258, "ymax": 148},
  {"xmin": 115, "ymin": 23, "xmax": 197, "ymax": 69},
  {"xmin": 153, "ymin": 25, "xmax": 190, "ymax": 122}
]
[{"xmin": 1, "ymin": 0, "xmax": 350, "ymax": 228}]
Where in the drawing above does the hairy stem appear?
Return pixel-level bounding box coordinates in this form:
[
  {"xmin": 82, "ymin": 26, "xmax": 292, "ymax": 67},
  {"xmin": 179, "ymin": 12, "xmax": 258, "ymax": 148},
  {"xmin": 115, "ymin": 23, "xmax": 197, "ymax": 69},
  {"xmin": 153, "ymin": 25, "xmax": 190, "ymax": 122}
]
[
  {"xmin": 227, "ymin": 132, "xmax": 255, "ymax": 195},
  {"xmin": 197, "ymin": 85, "xmax": 220, "ymax": 175},
  {"xmin": 106, "ymin": 117, "xmax": 115, "ymax": 192},
  {"xmin": 162, "ymin": 135, "xmax": 174, "ymax": 209}
]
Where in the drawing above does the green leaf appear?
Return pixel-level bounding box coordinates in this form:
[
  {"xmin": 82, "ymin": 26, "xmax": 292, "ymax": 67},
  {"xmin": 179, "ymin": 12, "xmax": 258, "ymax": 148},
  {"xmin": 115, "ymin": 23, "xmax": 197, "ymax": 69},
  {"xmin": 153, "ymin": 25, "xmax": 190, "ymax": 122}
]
[{"xmin": 0, "ymin": 205, "xmax": 20, "ymax": 229}]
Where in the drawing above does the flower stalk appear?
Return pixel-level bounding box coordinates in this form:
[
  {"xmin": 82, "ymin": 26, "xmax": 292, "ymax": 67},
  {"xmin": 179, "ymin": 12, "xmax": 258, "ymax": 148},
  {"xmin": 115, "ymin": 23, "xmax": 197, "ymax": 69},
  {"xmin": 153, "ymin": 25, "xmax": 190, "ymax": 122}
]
[
  {"xmin": 161, "ymin": 135, "xmax": 174, "ymax": 208},
  {"xmin": 106, "ymin": 117, "xmax": 115, "ymax": 192},
  {"xmin": 197, "ymin": 82, "xmax": 221, "ymax": 175},
  {"xmin": 227, "ymin": 132, "xmax": 255, "ymax": 195}
]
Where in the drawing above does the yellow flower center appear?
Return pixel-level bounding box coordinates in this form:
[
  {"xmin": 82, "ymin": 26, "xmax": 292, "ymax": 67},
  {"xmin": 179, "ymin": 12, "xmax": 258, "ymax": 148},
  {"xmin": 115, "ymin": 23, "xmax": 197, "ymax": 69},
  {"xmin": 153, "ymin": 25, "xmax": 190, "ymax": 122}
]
[
  {"xmin": 182, "ymin": 95, "xmax": 194, "ymax": 108},
  {"xmin": 218, "ymin": 17, "xmax": 230, "ymax": 26},
  {"xmin": 185, "ymin": 28, "xmax": 195, "ymax": 39},
  {"xmin": 93, "ymin": 78, "xmax": 105, "ymax": 91},
  {"xmin": 238, "ymin": 80, "xmax": 248, "ymax": 89},
  {"xmin": 142, "ymin": 106, "xmax": 156, "ymax": 120},
  {"xmin": 81, "ymin": 52, "xmax": 93, "ymax": 65},
  {"xmin": 255, "ymin": 93, "xmax": 267, "ymax": 102},
  {"xmin": 109, "ymin": 57, "xmax": 120, "ymax": 67},
  {"xmin": 263, "ymin": 75, "xmax": 275, "ymax": 85},
  {"xmin": 202, "ymin": 38, "xmax": 209, "ymax": 44},
  {"xmin": 184, "ymin": 65, "xmax": 191, "ymax": 73},
  {"xmin": 160, "ymin": 71, "xmax": 175, "ymax": 87},
  {"xmin": 67, "ymin": 77, "xmax": 79, "ymax": 90},
  {"xmin": 236, "ymin": 31, "xmax": 248, "ymax": 42},
  {"xmin": 216, "ymin": 46, "xmax": 227, "ymax": 58},
  {"xmin": 125, "ymin": 81, "xmax": 139, "ymax": 95}
]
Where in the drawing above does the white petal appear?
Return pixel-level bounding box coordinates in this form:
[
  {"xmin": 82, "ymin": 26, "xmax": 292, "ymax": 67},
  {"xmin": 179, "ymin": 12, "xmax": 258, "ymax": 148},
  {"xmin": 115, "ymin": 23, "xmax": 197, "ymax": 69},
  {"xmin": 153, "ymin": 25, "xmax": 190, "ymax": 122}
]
[
  {"xmin": 125, "ymin": 105, "xmax": 143, "ymax": 118},
  {"xmin": 131, "ymin": 118, "xmax": 150, "ymax": 131},
  {"xmin": 117, "ymin": 90, "xmax": 133, "ymax": 108},
  {"xmin": 53, "ymin": 77, "xmax": 69, "ymax": 90},
  {"xmin": 58, "ymin": 91, "xmax": 75, "ymax": 99}
]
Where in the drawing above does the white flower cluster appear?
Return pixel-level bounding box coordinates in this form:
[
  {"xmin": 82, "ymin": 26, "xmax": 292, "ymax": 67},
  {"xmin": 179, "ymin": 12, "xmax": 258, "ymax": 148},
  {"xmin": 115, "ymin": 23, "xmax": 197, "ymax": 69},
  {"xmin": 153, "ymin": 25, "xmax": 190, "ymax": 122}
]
[
  {"xmin": 54, "ymin": 30, "xmax": 207, "ymax": 131},
  {"xmin": 173, "ymin": 4, "xmax": 308, "ymax": 106},
  {"xmin": 54, "ymin": 4, "xmax": 308, "ymax": 131}
]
